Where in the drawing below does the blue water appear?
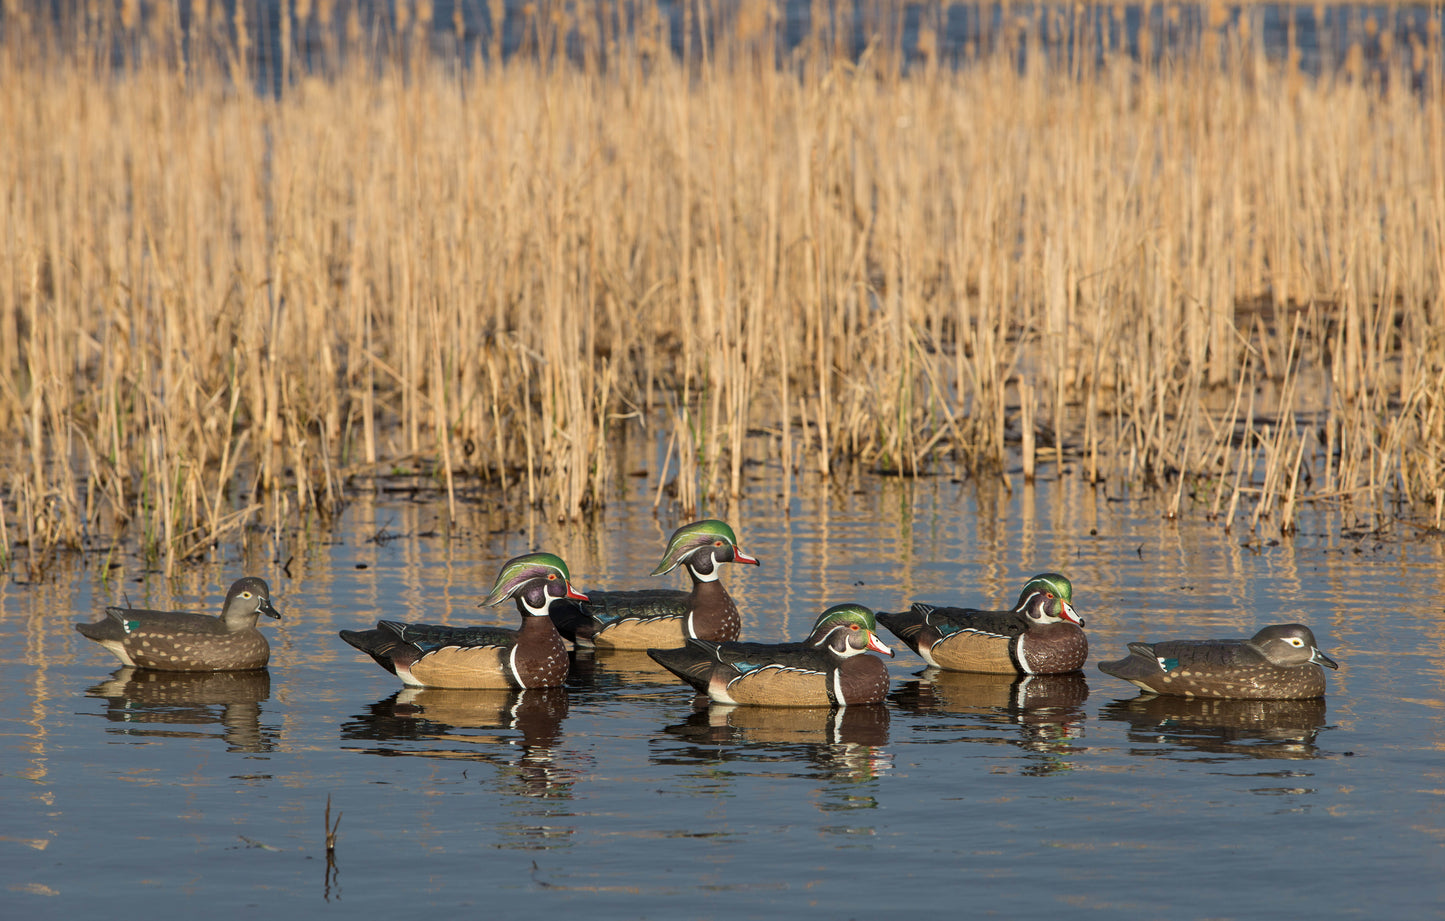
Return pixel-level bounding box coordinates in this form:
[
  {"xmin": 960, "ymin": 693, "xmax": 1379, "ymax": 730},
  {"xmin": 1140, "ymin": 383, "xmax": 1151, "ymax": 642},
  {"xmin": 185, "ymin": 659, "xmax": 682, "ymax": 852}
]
[
  {"xmin": 2, "ymin": 457, "xmax": 1443, "ymax": 918},
  {"xmin": 31, "ymin": 2, "xmax": 1442, "ymax": 93}
]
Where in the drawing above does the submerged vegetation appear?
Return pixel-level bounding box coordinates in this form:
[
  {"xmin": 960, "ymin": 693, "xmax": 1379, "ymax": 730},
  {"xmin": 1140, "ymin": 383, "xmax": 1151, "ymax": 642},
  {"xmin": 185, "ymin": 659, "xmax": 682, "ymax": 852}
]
[{"xmin": 1, "ymin": 1, "xmax": 1442, "ymax": 571}]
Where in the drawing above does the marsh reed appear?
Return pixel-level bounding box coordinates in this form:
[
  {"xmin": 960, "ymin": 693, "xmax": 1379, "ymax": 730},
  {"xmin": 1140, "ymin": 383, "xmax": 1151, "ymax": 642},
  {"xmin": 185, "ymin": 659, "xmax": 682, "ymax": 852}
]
[{"xmin": 1, "ymin": 1, "xmax": 1442, "ymax": 571}]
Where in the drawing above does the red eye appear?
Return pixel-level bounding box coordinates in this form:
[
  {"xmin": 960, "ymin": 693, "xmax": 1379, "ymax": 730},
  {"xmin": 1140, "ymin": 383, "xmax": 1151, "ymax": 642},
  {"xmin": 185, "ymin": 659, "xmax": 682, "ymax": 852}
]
[
  {"xmin": 547, "ymin": 573, "xmax": 557, "ymax": 581},
  {"xmin": 714, "ymin": 540, "xmax": 724, "ymax": 547},
  {"xmin": 1046, "ymin": 592, "xmax": 1055, "ymax": 599},
  {"xmin": 849, "ymin": 623, "xmax": 859, "ymax": 630}
]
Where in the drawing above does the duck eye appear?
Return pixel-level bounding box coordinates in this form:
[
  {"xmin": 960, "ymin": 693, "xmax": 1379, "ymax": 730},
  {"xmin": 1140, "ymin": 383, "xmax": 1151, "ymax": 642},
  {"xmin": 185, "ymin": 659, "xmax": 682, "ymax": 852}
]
[
  {"xmin": 240, "ymin": 591, "xmax": 253, "ymax": 599},
  {"xmin": 1287, "ymin": 637, "xmax": 1303, "ymax": 647},
  {"xmin": 714, "ymin": 540, "xmax": 724, "ymax": 547},
  {"xmin": 546, "ymin": 573, "xmax": 557, "ymax": 581},
  {"xmin": 849, "ymin": 623, "xmax": 859, "ymax": 631}
]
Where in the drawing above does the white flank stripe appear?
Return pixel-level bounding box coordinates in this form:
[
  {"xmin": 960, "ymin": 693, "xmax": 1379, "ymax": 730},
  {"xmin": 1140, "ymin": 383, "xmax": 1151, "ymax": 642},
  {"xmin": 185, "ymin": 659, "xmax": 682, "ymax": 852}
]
[{"xmin": 1016, "ymin": 635, "xmax": 1035, "ymax": 675}]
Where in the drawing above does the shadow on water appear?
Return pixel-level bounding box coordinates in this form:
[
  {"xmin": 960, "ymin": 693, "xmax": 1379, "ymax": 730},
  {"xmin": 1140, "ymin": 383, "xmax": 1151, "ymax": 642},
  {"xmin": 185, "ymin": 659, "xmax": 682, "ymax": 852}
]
[
  {"xmin": 654, "ymin": 703, "xmax": 892, "ymax": 789},
  {"xmin": 568, "ymin": 648, "xmax": 688, "ymax": 689},
  {"xmin": 340, "ymin": 686, "xmax": 576, "ymax": 798},
  {"xmin": 83, "ymin": 668, "xmax": 277, "ymax": 754},
  {"xmin": 1099, "ymin": 694, "xmax": 1330, "ymax": 762},
  {"xmin": 891, "ymin": 670, "xmax": 1089, "ymax": 776}
]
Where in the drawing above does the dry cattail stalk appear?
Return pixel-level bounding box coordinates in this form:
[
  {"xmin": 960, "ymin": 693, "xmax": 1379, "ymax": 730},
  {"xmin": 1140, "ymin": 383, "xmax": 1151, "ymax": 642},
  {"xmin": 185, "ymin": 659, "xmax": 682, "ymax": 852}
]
[{"xmin": 0, "ymin": 3, "xmax": 1440, "ymax": 567}]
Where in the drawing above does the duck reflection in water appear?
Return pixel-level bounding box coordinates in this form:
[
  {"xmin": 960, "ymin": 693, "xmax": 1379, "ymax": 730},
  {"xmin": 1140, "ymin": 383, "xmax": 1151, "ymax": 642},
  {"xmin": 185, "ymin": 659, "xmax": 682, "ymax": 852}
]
[
  {"xmin": 340, "ymin": 686, "xmax": 575, "ymax": 798},
  {"xmin": 1099, "ymin": 695, "xmax": 1329, "ymax": 761},
  {"xmin": 892, "ymin": 670, "xmax": 1089, "ymax": 776},
  {"xmin": 657, "ymin": 703, "xmax": 891, "ymax": 785},
  {"xmin": 567, "ymin": 647, "xmax": 685, "ymax": 690},
  {"xmin": 84, "ymin": 667, "xmax": 276, "ymax": 753}
]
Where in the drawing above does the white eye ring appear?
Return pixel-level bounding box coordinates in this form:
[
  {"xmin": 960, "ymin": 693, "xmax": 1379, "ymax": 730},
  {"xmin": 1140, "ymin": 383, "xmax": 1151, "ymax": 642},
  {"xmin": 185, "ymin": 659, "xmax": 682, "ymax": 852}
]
[
  {"xmin": 1286, "ymin": 637, "xmax": 1304, "ymax": 647},
  {"xmin": 240, "ymin": 591, "xmax": 253, "ymax": 599}
]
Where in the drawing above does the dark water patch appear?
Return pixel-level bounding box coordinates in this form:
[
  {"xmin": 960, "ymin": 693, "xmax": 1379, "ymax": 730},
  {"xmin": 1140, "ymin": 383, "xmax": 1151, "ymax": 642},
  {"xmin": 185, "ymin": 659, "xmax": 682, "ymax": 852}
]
[{"xmin": 23, "ymin": 2, "xmax": 1442, "ymax": 95}]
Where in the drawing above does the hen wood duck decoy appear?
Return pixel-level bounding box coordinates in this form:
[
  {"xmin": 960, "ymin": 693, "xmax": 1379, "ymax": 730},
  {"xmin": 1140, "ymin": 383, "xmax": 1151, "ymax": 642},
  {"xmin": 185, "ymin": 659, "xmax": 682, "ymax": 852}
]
[
  {"xmin": 1098, "ymin": 623, "xmax": 1339, "ymax": 700},
  {"xmin": 549, "ymin": 519, "xmax": 759, "ymax": 649},
  {"xmin": 647, "ymin": 603, "xmax": 894, "ymax": 707},
  {"xmin": 338, "ymin": 552, "xmax": 586, "ymax": 689},
  {"xmin": 877, "ymin": 573, "xmax": 1085, "ymax": 675},
  {"xmin": 74, "ymin": 577, "xmax": 282, "ymax": 672}
]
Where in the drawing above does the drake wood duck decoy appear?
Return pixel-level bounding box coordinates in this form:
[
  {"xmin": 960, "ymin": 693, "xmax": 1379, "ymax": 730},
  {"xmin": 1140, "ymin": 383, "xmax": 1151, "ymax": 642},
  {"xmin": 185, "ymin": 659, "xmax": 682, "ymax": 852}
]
[
  {"xmin": 549, "ymin": 519, "xmax": 759, "ymax": 649},
  {"xmin": 1098, "ymin": 623, "xmax": 1338, "ymax": 699},
  {"xmin": 74, "ymin": 577, "xmax": 281, "ymax": 672},
  {"xmin": 647, "ymin": 603, "xmax": 894, "ymax": 707},
  {"xmin": 338, "ymin": 553, "xmax": 586, "ymax": 689},
  {"xmin": 877, "ymin": 573, "xmax": 1085, "ymax": 675}
]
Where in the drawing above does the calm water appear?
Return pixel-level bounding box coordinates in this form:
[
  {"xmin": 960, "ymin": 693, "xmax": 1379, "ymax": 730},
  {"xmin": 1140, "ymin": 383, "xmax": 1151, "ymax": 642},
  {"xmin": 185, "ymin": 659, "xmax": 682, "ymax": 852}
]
[{"xmin": 3, "ymin": 453, "xmax": 1444, "ymax": 919}]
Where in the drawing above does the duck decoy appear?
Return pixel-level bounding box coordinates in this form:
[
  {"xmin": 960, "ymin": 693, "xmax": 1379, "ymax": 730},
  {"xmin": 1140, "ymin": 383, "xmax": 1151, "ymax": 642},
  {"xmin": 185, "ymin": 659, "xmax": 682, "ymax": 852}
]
[
  {"xmin": 647, "ymin": 603, "xmax": 894, "ymax": 707},
  {"xmin": 74, "ymin": 577, "xmax": 281, "ymax": 672},
  {"xmin": 338, "ymin": 552, "xmax": 586, "ymax": 689},
  {"xmin": 549, "ymin": 519, "xmax": 759, "ymax": 649},
  {"xmin": 1097, "ymin": 623, "xmax": 1338, "ymax": 699},
  {"xmin": 877, "ymin": 573, "xmax": 1085, "ymax": 675}
]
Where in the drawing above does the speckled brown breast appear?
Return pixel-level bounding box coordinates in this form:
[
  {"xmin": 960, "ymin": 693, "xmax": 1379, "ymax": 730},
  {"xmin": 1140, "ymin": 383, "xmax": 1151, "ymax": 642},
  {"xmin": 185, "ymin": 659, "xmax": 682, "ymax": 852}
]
[
  {"xmin": 687, "ymin": 582, "xmax": 742, "ymax": 643},
  {"xmin": 509, "ymin": 618, "xmax": 570, "ymax": 688},
  {"xmin": 124, "ymin": 628, "xmax": 270, "ymax": 672},
  {"xmin": 1015, "ymin": 623, "xmax": 1089, "ymax": 675},
  {"xmin": 836, "ymin": 655, "xmax": 891, "ymax": 705}
]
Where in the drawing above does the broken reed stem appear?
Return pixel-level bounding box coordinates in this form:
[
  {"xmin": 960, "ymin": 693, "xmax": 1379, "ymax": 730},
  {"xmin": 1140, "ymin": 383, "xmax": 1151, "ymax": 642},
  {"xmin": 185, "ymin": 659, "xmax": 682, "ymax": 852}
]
[
  {"xmin": 324, "ymin": 794, "xmax": 341, "ymax": 852},
  {"xmin": 1, "ymin": 3, "xmax": 1442, "ymax": 564}
]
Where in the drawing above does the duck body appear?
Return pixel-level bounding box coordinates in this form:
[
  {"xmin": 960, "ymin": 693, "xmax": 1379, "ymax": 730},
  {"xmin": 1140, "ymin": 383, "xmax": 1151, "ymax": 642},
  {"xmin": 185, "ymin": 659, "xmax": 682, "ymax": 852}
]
[
  {"xmin": 340, "ymin": 617, "xmax": 569, "ymax": 689},
  {"xmin": 648, "ymin": 604, "xmax": 893, "ymax": 707},
  {"xmin": 1098, "ymin": 623, "xmax": 1338, "ymax": 700},
  {"xmin": 74, "ymin": 577, "xmax": 281, "ymax": 672},
  {"xmin": 339, "ymin": 553, "xmax": 585, "ymax": 689},
  {"xmin": 550, "ymin": 519, "xmax": 757, "ymax": 649},
  {"xmin": 878, "ymin": 573, "xmax": 1085, "ymax": 675}
]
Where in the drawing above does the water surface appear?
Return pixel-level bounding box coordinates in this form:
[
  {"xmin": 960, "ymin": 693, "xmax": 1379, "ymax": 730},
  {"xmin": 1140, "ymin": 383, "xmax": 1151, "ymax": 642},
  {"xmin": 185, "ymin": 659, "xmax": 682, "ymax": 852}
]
[{"xmin": 2, "ymin": 457, "xmax": 1443, "ymax": 918}]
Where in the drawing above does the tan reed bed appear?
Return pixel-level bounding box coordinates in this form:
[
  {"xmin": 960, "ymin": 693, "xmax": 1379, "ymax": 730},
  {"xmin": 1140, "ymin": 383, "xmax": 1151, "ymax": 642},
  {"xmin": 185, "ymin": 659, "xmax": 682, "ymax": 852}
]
[{"xmin": 0, "ymin": 2, "xmax": 1441, "ymax": 572}]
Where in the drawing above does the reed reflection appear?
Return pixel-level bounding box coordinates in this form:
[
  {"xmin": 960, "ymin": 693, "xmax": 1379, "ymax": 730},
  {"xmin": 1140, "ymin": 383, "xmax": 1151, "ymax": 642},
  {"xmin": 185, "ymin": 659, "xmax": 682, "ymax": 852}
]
[
  {"xmin": 83, "ymin": 667, "xmax": 276, "ymax": 753},
  {"xmin": 656, "ymin": 703, "xmax": 892, "ymax": 790},
  {"xmin": 1099, "ymin": 695, "xmax": 1329, "ymax": 761},
  {"xmin": 340, "ymin": 686, "xmax": 574, "ymax": 798},
  {"xmin": 892, "ymin": 671, "xmax": 1089, "ymax": 776}
]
